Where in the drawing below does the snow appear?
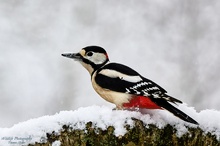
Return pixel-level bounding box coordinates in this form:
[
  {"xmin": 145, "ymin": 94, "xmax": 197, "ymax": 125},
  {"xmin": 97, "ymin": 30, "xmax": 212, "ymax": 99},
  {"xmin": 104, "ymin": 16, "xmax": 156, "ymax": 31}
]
[
  {"xmin": 52, "ymin": 140, "xmax": 61, "ymax": 146},
  {"xmin": 0, "ymin": 105, "xmax": 220, "ymax": 145}
]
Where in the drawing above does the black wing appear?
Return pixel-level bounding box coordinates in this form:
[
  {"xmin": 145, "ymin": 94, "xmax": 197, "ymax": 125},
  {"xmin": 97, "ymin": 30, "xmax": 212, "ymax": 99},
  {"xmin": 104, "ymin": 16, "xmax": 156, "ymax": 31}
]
[
  {"xmin": 96, "ymin": 63, "xmax": 166, "ymax": 94},
  {"xmin": 95, "ymin": 63, "xmax": 181, "ymax": 103}
]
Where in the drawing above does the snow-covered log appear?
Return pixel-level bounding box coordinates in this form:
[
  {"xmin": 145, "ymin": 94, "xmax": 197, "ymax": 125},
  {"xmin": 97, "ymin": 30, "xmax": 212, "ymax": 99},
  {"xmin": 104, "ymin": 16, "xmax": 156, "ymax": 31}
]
[
  {"xmin": 33, "ymin": 120, "xmax": 218, "ymax": 146},
  {"xmin": 0, "ymin": 105, "xmax": 220, "ymax": 146}
]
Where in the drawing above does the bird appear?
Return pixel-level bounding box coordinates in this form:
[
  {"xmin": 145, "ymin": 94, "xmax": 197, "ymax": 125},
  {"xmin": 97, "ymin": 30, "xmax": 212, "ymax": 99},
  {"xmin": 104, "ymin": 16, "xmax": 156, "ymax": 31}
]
[{"xmin": 62, "ymin": 46, "xmax": 198, "ymax": 125}]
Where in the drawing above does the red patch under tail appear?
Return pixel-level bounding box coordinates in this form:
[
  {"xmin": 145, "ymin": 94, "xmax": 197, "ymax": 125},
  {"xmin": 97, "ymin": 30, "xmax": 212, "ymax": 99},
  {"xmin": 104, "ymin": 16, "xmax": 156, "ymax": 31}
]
[{"xmin": 123, "ymin": 96, "xmax": 161, "ymax": 109}]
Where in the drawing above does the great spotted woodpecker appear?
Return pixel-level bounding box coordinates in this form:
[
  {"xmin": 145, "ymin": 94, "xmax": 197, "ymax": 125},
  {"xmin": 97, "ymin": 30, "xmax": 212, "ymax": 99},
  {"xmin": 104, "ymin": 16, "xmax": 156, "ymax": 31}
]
[{"xmin": 62, "ymin": 46, "xmax": 198, "ymax": 125}]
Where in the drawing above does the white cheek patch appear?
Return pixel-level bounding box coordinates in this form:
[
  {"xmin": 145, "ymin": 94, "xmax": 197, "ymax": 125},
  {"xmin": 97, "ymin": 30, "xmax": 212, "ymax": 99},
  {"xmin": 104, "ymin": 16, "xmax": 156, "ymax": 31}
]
[
  {"xmin": 86, "ymin": 53, "xmax": 107, "ymax": 64},
  {"xmin": 100, "ymin": 69, "xmax": 142, "ymax": 83}
]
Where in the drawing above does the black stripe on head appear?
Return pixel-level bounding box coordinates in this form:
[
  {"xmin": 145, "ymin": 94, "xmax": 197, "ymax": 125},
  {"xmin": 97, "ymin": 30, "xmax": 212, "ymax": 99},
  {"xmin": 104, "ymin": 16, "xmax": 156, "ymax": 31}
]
[
  {"xmin": 83, "ymin": 46, "xmax": 107, "ymax": 54},
  {"xmin": 82, "ymin": 57, "xmax": 105, "ymax": 70},
  {"xmin": 82, "ymin": 57, "xmax": 109, "ymax": 76}
]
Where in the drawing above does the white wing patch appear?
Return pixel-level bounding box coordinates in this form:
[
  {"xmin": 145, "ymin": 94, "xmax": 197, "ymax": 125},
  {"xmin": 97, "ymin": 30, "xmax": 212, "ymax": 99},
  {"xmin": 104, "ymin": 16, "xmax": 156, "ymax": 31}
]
[
  {"xmin": 99, "ymin": 69, "xmax": 162, "ymax": 96},
  {"xmin": 99, "ymin": 69, "xmax": 142, "ymax": 83},
  {"xmin": 125, "ymin": 81, "xmax": 161, "ymax": 95}
]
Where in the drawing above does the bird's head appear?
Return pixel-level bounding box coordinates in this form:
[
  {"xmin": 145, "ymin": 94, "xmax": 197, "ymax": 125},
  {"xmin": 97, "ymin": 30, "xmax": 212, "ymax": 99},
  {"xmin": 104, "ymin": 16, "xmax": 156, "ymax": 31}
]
[{"xmin": 62, "ymin": 46, "xmax": 109, "ymax": 75}]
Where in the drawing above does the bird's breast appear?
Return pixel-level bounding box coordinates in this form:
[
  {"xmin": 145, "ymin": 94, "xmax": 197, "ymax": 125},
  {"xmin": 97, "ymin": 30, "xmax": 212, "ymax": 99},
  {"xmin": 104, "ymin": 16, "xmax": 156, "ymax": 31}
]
[{"xmin": 91, "ymin": 72, "xmax": 131, "ymax": 109}]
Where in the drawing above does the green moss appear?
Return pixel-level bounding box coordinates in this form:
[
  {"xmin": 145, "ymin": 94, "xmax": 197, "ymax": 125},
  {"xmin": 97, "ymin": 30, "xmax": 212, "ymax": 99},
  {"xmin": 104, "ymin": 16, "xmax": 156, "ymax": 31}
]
[{"xmin": 29, "ymin": 119, "xmax": 220, "ymax": 146}]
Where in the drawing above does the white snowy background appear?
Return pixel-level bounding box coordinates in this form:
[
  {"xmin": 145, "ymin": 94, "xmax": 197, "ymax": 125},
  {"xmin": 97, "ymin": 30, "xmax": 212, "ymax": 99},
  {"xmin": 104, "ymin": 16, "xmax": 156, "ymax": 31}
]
[{"xmin": 1, "ymin": 0, "xmax": 220, "ymax": 129}]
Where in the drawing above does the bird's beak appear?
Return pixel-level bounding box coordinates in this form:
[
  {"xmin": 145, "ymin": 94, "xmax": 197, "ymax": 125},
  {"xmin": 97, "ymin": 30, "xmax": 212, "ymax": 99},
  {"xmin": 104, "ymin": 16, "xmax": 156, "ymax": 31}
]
[{"xmin": 61, "ymin": 53, "xmax": 82, "ymax": 61}]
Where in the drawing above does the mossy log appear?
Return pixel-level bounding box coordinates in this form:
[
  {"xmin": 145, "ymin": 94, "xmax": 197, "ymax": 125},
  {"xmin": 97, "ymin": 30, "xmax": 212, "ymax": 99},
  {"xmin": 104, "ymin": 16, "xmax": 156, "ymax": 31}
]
[{"xmin": 30, "ymin": 119, "xmax": 219, "ymax": 146}]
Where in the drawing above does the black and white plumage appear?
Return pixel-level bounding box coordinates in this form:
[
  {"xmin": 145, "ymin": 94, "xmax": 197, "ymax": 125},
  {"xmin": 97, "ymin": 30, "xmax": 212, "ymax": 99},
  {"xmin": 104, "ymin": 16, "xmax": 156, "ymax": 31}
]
[{"xmin": 62, "ymin": 46, "xmax": 198, "ymax": 125}]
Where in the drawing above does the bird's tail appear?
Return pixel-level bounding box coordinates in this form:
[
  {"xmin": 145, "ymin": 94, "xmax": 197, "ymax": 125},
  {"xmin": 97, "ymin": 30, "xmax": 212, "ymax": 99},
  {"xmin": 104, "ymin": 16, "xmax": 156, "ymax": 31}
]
[{"xmin": 151, "ymin": 97, "xmax": 199, "ymax": 125}]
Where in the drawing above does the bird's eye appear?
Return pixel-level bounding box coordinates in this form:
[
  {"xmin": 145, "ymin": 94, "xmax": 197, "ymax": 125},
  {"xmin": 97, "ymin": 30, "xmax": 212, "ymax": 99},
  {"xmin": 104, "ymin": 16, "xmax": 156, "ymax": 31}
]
[{"xmin": 86, "ymin": 51, "xmax": 93, "ymax": 57}]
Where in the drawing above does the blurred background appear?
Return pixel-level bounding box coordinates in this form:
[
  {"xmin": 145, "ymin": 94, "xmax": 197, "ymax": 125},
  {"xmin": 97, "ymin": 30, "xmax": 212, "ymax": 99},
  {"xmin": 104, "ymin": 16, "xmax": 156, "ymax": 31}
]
[{"xmin": 0, "ymin": 0, "xmax": 220, "ymax": 127}]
